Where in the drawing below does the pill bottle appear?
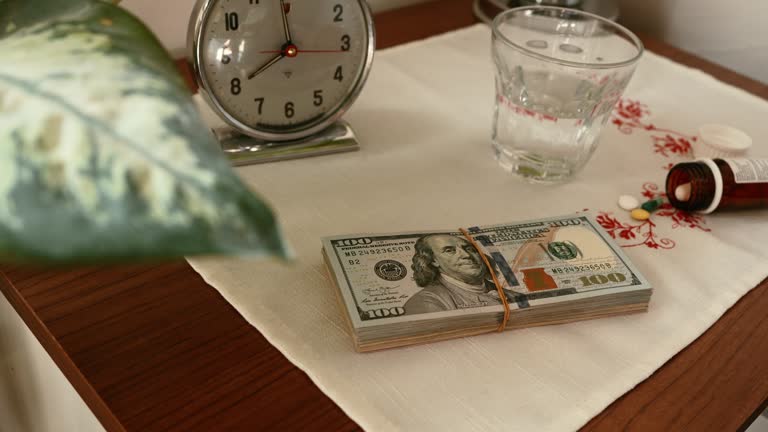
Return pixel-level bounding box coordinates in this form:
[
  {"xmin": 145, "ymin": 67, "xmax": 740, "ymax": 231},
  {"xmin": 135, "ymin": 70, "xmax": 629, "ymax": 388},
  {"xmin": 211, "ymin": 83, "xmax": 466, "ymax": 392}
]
[{"xmin": 666, "ymin": 158, "xmax": 768, "ymax": 213}]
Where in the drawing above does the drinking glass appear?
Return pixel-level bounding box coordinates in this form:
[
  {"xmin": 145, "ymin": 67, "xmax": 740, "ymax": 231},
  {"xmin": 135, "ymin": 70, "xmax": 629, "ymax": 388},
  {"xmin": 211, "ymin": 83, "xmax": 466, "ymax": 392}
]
[{"xmin": 491, "ymin": 6, "xmax": 643, "ymax": 183}]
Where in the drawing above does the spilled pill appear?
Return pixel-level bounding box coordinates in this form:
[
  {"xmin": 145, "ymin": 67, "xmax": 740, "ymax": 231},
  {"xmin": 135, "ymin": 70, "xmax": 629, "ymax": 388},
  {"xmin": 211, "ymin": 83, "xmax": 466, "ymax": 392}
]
[
  {"xmin": 641, "ymin": 198, "xmax": 664, "ymax": 212},
  {"xmin": 630, "ymin": 208, "xmax": 651, "ymax": 221},
  {"xmin": 675, "ymin": 183, "xmax": 692, "ymax": 202},
  {"xmin": 618, "ymin": 195, "xmax": 639, "ymax": 211}
]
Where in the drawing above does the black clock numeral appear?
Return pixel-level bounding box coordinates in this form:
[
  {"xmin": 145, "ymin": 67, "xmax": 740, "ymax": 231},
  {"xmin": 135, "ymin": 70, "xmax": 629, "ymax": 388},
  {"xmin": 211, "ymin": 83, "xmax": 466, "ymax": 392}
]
[
  {"xmin": 230, "ymin": 78, "xmax": 241, "ymax": 95},
  {"xmin": 313, "ymin": 90, "xmax": 323, "ymax": 106},
  {"xmin": 341, "ymin": 34, "xmax": 351, "ymax": 51},
  {"xmin": 334, "ymin": 66, "xmax": 343, "ymax": 82},
  {"xmin": 285, "ymin": 102, "xmax": 295, "ymax": 118},
  {"xmin": 249, "ymin": 0, "xmax": 260, "ymax": 4},
  {"xmin": 225, "ymin": 12, "xmax": 239, "ymax": 31},
  {"xmin": 221, "ymin": 54, "xmax": 231, "ymax": 64},
  {"xmin": 333, "ymin": 4, "xmax": 343, "ymax": 22},
  {"xmin": 254, "ymin": 97, "xmax": 264, "ymax": 114}
]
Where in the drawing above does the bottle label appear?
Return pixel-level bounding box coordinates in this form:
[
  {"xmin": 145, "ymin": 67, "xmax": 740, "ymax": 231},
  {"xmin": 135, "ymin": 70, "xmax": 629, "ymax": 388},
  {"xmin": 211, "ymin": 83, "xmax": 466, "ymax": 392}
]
[{"xmin": 723, "ymin": 158, "xmax": 768, "ymax": 184}]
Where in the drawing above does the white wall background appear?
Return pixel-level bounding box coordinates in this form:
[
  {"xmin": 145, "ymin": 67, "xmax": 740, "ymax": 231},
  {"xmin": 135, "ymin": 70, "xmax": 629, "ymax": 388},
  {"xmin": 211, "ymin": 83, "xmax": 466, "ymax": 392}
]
[
  {"xmin": 122, "ymin": 0, "xmax": 768, "ymax": 84},
  {"xmin": 617, "ymin": 0, "xmax": 768, "ymax": 84},
  {"xmin": 0, "ymin": 294, "xmax": 104, "ymax": 432}
]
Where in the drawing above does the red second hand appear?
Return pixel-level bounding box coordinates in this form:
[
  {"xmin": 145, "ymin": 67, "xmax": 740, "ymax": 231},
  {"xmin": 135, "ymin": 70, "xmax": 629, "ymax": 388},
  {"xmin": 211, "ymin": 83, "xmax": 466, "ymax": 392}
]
[{"xmin": 298, "ymin": 49, "xmax": 346, "ymax": 53}]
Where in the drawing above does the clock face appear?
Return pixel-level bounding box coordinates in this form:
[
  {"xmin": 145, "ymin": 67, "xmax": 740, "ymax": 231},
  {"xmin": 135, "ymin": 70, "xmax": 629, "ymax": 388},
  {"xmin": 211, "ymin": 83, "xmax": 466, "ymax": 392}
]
[{"xmin": 196, "ymin": 0, "xmax": 373, "ymax": 139}]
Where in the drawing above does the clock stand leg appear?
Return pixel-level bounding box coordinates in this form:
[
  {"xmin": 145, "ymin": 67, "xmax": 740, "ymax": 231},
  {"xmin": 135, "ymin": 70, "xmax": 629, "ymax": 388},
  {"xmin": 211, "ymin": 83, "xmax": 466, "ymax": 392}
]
[{"xmin": 212, "ymin": 121, "xmax": 360, "ymax": 166}]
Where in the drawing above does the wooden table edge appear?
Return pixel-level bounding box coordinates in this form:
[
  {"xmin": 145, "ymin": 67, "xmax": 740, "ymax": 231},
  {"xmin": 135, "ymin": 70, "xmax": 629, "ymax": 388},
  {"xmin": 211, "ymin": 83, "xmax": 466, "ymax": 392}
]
[{"xmin": 3, "ymin": 0, "xmax": 768, "ymax": 430}]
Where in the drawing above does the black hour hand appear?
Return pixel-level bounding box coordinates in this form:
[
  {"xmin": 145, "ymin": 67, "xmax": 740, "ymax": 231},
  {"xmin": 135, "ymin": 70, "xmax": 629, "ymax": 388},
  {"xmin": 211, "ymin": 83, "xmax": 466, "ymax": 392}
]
[{"xmin": 247, "ymin": 53, "xmax": 284, "ymax": 80}]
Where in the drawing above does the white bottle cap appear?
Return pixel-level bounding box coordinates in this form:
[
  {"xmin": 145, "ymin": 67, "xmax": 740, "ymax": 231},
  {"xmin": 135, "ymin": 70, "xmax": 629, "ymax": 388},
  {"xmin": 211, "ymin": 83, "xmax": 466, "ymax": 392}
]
[{"xmin": 692, "ymin": 124, "xmax": 752, "ymax": 159}]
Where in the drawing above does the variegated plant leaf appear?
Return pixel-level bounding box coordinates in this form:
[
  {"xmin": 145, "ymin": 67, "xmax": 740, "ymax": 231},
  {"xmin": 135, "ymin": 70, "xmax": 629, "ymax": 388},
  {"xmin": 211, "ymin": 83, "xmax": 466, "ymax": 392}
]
[{"xmin": 0, "ymin": 0, "xmax": 288, "ymax": 261}]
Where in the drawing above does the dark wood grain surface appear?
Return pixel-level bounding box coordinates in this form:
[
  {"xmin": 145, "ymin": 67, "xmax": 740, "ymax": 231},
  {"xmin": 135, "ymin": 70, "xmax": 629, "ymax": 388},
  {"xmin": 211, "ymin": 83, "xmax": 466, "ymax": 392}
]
[{"xmin": 2, "ymin": 0, "xmax": 767, "ymax": 431}]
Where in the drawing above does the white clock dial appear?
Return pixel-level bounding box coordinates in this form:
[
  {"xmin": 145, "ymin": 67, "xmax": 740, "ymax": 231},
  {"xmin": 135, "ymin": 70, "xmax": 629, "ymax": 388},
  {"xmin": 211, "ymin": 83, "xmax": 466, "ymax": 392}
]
[{"xmin": 196, "ymin": 0, "xmax": 372, "ymax": 138}]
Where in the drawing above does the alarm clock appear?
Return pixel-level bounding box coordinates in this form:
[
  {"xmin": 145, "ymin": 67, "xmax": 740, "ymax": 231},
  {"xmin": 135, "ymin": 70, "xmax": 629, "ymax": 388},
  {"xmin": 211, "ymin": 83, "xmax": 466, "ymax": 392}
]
[{"xmin": 188, "ymin": 0, "xmax": 375, "ymax": 164}]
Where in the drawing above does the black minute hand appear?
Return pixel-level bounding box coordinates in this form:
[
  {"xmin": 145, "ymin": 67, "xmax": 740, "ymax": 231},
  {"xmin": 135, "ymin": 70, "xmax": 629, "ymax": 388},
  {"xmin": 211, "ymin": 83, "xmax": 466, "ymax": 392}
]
[{"xmin": 279, "ymin": 0, "xmax": 292, "ymax": 42}]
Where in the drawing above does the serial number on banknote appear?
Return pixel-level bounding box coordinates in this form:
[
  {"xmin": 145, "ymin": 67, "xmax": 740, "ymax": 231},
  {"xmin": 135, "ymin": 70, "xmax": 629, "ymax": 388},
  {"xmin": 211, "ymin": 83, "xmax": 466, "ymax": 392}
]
[
  {"xmin": 343, "ymin": 246, "xmax": 413, "ymax": 256},
  {"xmin": 550, "ymin": 262, "xmax": 615, "ymax": 273}
]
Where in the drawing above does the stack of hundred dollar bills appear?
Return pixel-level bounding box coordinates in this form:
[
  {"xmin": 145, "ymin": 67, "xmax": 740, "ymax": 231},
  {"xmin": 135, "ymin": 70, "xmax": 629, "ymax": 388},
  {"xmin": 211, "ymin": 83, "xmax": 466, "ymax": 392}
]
[{"xmin": 322, "ymin": 215, "xmax": 652, "ymax": 352}]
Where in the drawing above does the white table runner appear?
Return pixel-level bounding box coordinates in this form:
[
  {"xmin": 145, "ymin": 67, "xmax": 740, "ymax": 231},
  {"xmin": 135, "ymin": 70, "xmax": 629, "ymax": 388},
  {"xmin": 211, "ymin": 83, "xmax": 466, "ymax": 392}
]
[{"xmin": 188, "ymin": 25, "xmax": 768, "ymax": 431}]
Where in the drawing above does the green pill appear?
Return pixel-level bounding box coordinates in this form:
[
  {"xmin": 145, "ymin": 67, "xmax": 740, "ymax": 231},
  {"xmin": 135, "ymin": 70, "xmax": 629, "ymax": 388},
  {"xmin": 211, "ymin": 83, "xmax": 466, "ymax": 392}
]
[{"xmin": 641, "ymin": 198, "xmax": 664, "ymax": 212}]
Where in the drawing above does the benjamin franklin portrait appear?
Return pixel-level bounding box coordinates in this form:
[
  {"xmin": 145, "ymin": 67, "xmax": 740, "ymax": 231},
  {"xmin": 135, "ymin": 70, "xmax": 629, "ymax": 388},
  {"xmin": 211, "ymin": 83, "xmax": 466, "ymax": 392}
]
[{"xmin": 403, "ymin": 234, "xmax": 517, "ymax": 315}]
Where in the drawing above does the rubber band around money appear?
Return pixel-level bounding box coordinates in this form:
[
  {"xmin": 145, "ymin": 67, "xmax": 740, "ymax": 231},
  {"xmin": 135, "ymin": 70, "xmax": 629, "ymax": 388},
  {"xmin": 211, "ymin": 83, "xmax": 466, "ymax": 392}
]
[{"xmin": 459, "ymin": 228, "xmax": 510, "ymax": 332}]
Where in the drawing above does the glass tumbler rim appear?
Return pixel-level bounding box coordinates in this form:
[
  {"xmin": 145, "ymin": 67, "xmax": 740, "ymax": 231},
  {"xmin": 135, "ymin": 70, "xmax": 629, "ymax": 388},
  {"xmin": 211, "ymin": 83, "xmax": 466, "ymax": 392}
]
[{"xmin": 491, "ymin": 5, "xmax": 644, "ymax": 70}]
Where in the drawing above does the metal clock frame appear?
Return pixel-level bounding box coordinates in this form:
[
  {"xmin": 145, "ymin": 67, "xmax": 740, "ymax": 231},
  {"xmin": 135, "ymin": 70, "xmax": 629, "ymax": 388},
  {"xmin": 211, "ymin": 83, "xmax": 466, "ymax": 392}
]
[{"xmin": 188, "ymin": 0, "xmax": 376, "ymax": 143}]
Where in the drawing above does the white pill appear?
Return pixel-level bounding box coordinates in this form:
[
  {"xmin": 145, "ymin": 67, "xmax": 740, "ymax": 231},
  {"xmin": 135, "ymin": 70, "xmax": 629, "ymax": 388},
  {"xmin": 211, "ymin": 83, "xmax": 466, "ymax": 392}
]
[
  {"xmin": 675, "ymin": 183, "xmax": 692, "ymax": 202},
  {"xmin": 618, "ymin": 195, "xmax": 640, "ymax": 211}
]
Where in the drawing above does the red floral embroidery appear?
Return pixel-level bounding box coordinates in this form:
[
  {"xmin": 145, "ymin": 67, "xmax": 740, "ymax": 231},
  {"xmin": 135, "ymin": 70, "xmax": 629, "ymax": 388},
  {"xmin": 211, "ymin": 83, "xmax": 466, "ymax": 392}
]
[
  {"xmin": 597, "ymin": 183, "xmax": 710, "ymax": 250},
  {"xmin": 595, "ymin": 100, "xmax": 712, "ymax": 250},
  {"xmin": 640, "ymin": 182, "xmax": 658, "ymax": 200},
  {"xmin": 612, "ymin": 99, "xmax": 697, "ymax": 157},
  {"xmin": 653, "ymin": 135, "xmax": 693, "ymax": 157},
  {"xmin": 612, "ymin": 99, "xmax": 650, "ymax": 133},
  {"xmin": 596, "ymin": 212, "xmax": 675, "ymax": 249},
  {"xmin": 655, "ymin": 207, "xmax": 711, "ymax": 231}
]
